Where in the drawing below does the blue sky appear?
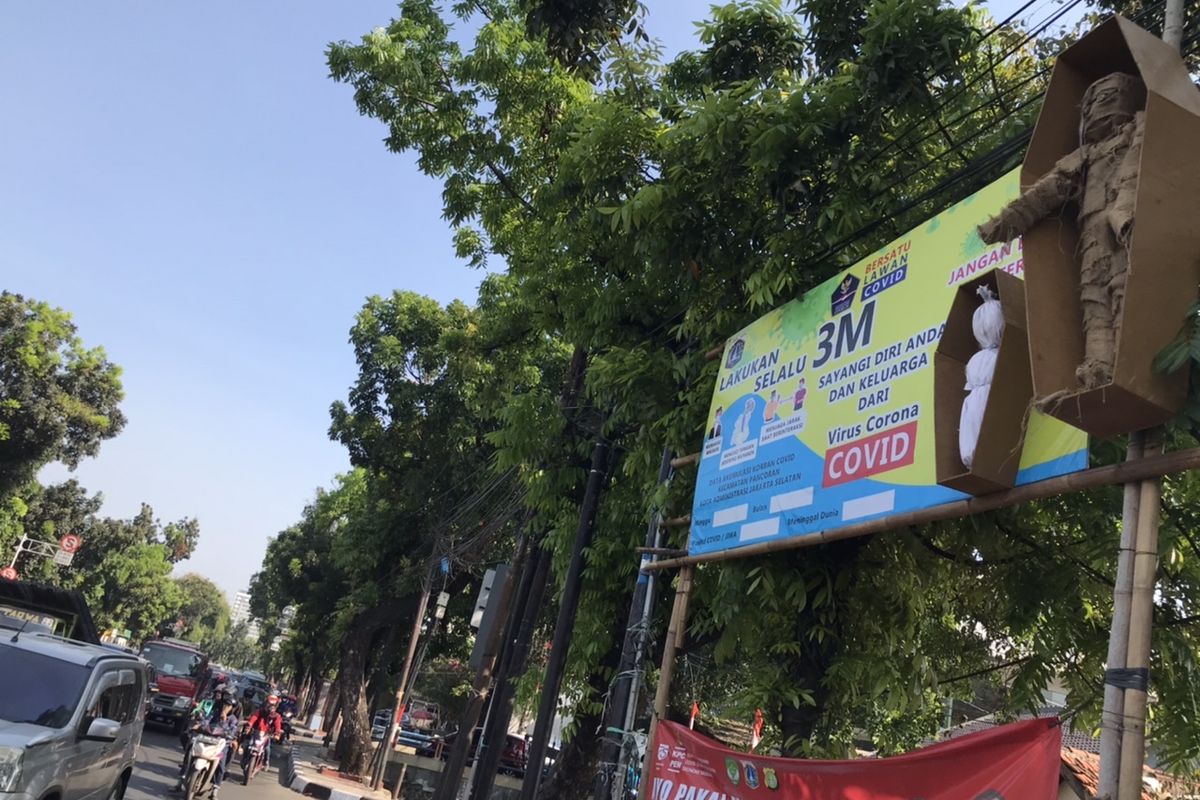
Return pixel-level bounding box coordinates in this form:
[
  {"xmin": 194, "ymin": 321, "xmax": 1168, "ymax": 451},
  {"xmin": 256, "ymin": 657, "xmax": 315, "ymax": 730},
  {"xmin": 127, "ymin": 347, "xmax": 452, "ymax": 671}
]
[{"xmin": 3, "ymin": 0, "xmax": 1050, "ymax": 600}]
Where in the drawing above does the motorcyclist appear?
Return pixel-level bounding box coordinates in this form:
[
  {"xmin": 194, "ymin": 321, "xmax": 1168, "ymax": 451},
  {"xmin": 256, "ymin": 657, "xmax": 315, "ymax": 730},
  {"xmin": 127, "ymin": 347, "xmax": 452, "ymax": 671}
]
[
  {"xmin": 242, "ymin": 693, "xmax": 284, "ymax": 772},
  {"xmin": 174, "ymin": 695, "xmax": 240, "ymax": 797},
  {"xmin": 179, "ymin": 683, "xmax": 237, "ymax": 749}
]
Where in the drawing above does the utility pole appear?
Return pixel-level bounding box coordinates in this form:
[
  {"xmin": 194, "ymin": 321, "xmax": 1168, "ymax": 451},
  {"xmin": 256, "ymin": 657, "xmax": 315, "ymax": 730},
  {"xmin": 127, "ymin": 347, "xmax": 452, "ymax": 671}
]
[
  {"xmin": 469, "ymin": 542, "xmax": 551, "ymax": 800},
  {"xmin": 433, "ymin": 536, "xmax": 529, "ymax": 800},
  {"xmin": 519, "ymin": 438, "xmax": 612, "ymax": 800},
  {"xmin": 594, "ymin": 448, "xmax": 673, "ymax": 800},
  {"xmin": 369, "ymin": 573, "xmax": 433, "ymax": 791}
]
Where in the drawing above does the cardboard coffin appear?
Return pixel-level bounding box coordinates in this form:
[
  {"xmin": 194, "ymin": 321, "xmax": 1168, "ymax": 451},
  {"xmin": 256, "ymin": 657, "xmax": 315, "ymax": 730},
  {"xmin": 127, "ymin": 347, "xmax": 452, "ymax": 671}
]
[
  {"xmin": 1021, "ymin": 16, "xmax": 1200, "ymax": 436},
  {"xmin": 936, "ymin": 270, "xmax": 1034, "ymax": 495}
]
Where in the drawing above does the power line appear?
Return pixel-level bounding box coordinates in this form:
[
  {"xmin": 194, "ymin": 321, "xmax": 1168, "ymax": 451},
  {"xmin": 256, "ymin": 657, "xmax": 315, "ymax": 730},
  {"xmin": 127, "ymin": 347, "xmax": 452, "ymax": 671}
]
[{"xmin": 859, "ymin": 0, "xmax": 1108, "ymax": 175}]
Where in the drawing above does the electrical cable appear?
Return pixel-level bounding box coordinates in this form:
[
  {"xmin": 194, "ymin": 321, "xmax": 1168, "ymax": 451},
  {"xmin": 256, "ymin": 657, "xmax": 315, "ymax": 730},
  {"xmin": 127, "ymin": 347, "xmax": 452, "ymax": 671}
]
[{"xmin": 858, "ymin": 0, "xmax": 1090, "ymax": 170}]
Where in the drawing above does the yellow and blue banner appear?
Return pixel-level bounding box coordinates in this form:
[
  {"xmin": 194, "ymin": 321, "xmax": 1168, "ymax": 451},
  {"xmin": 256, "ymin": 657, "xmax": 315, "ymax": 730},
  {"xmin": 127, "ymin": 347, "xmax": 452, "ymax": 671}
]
[{"xmin": 690, "ymin": 170, "xmax": 1087, "ymax": 557}]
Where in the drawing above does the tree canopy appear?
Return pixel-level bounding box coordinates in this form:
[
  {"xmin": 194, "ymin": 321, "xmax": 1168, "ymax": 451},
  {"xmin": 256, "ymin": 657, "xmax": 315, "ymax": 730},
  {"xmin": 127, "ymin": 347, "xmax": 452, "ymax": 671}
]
[
  {"xmin": 0, "ymin": 293, "xmax": 206, "ymax": 645},
  {"xmin": 254, "ymin": 0, "xmax": 1200, "ymax": 793},
  {"xmin": 0, "ymin": 292, "xmax": 125, "ymax": 498}
]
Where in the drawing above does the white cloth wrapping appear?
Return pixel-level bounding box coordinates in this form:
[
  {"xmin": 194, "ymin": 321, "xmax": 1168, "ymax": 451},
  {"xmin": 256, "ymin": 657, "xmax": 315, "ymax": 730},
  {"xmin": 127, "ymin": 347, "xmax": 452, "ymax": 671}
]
[
  {"xmin": 965, "ymin": 348, "xmax": 998, "ymax": 390},
  {"xmin": 960, "ymin": 284, "xmax": 1006, "ymax": 467},
  {"xmin": 959, "ymin": 382, "xmax": 992, "ymax": 468},
  {"xmin": 972, "ymin": 285, "xmax": 1004, "ymax": 349}
]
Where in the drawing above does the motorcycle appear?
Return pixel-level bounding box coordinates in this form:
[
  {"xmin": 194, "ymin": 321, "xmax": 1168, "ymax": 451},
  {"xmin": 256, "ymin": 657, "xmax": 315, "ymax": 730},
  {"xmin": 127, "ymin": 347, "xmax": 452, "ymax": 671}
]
[
  {"xmin": 182, "ymin": 730, "xmax": 230, "ymax": 800},
  {"xmin": 241, "ymin": 730, "xmax": 270, "ymax": 785},
  {"xmin": 281, "ymin": 711, "xmax": 295, "ymax": 745}
]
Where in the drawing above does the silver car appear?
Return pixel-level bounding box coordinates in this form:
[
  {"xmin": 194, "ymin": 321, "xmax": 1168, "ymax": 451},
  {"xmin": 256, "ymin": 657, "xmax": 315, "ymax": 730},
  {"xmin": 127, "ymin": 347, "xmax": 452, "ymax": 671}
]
[{"xmin": 0, "ymin": 626, "xmax": 146, "ymax": 799}]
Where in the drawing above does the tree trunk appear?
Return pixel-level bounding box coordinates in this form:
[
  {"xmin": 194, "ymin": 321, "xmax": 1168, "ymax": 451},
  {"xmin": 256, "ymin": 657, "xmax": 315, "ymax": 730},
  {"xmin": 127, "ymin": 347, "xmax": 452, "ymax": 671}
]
[
  {"xmin": 367, "ymin": 624, "xmax": 399, "ymax": 710},
  {"xmin": 337, "ymin": 612, "xmax": 387, "ymax": 775}
]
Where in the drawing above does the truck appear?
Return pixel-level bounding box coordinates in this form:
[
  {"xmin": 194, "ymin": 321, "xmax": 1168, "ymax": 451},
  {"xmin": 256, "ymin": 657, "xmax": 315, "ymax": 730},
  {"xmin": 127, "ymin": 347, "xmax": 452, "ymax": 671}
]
[
  {"xmin": 139, "ymin": 637, "xmax": 210, "ymax": 733},
  {"xmin": 0, "ymin": 578, "xmax": 101, "ymax": 643}
]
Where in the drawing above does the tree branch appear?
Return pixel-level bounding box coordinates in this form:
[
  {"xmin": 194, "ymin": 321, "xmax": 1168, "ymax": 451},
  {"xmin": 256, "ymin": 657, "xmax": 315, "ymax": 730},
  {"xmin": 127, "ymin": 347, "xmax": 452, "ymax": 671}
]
[{"xmin": 910, "ymin": 528, "xmax": 1019, "ymax": 565}]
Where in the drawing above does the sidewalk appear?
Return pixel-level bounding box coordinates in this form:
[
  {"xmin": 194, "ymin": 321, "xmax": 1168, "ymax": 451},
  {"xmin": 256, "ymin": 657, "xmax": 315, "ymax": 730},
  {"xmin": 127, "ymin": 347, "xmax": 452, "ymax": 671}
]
[{"xmin": 285, "ymin": 728, "xmax": 394, "ymax": 800}]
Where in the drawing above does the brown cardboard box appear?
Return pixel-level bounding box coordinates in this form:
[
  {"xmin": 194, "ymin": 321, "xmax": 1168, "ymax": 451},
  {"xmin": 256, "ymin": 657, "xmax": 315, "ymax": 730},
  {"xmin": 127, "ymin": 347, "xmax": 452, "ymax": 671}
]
[
  {"xmin": 936, "ymin": 270, "xmax": 1033, "ymax": 495},
  {"xmin": 1021, "ymin": 16, "xmax": 1200, "ymax": 436}
]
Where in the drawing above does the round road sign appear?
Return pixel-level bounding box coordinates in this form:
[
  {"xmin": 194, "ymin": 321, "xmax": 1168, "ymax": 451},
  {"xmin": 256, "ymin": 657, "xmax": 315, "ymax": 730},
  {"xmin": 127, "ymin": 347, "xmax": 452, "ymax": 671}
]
[
  {"xmin": 0, "ymin": 567, "xmax": 17, "ymax": 581},
  {"xmin": 59, "ymin": 534, "xmax": 82, "ymax": 554}
]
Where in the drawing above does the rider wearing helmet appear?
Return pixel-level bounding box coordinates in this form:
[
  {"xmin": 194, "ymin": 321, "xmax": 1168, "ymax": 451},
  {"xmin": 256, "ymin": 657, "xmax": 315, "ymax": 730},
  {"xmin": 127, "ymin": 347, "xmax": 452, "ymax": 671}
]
[
  {"xmin": 174, "ymin": 694, "xmax": 239, "ymax": 796},
  {"xmin": 243, "ymin": 694, "xmax": 284, "ymax": 770}
]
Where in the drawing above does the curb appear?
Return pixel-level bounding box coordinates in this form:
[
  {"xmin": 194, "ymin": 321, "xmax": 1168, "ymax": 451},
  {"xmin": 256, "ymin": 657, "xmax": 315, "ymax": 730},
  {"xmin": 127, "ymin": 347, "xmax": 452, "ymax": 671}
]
[{"xmin": 286, "ymin": 746, "xmax": 384, "ymax": 800}]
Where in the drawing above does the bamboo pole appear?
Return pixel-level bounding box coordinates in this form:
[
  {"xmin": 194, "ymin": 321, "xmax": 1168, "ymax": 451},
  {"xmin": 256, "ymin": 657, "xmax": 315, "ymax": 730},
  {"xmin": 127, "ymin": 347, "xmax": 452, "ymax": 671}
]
[
  {"xmin": 637, "ymin": 564, "xmax": 695, "ymax": 800},
  {"xmin": 670, "ymin": 452, "xmax": 700, "ymax": 469},
  {"xmin": 1118, "ymin": 430, "xmax": 1165, "ymax": 800},
  {"xmin": 1164, "ymin": 0, "xmax": 1185, "ymax": 50},
  {"xmin": 1112, "ymin": 11, "xmax": 1182, "ymax": 798},
  {"xmin": 643, "ymin": 446, "xmax": 1200, "ymax": 571},
  {"xmin": 1098, "ymin": 432, "xmax": 1144, "ymax": 800}
]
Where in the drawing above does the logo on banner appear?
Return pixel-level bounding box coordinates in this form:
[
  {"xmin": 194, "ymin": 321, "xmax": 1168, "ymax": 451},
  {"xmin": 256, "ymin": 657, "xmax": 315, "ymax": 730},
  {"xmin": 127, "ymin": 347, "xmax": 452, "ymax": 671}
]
[
  {"xmin": 830, "ymin": 273, "xmax": 860, "ymax": 314},
  {"xmin": 724, "ymin": 758, "xmax": 740, "ymax": 785},
  {"xmin": 657, "ymin": 744, "xmax": 670, "ymax": 761},
  {"xmin": 725, "ymin": 338, "xmax": 746, "ymax": 369},
  {"xmin": 743, "ymin": 762, "xmax": 760, "ymax": 789},
  {"xmin": 763, "ymin": 768, "xmax": 778, "ymax": 790}
]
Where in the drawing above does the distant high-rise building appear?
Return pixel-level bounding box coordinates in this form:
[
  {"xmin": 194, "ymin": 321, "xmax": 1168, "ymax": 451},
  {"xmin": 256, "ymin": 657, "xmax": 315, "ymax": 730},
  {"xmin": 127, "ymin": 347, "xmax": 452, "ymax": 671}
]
[{"xmin": 230, "ymin": 591, "xmax": 253, "ymax": 626}]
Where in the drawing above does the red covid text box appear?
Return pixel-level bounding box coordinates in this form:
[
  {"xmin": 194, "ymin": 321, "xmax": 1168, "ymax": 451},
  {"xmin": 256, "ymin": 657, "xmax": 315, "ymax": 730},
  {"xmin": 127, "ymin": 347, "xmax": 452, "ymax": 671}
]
[{"xmin": 823, "ymin": 421, "xmax": 917, "ymax": 487}]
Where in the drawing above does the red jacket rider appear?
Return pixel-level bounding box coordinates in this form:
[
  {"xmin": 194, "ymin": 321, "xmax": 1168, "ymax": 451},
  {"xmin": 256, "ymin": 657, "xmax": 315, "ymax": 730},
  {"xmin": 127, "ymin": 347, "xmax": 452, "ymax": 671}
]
[{"xmin": 246, "ymin": 695, "xmax": 283, "ymax": 737}]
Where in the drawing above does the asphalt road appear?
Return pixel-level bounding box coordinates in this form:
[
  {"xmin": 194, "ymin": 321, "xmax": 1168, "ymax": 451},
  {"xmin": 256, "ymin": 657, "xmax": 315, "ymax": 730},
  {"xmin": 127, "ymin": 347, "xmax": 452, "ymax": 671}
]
[{"xmin": 128, "ymin": 726, "xmax": 296, "ymax": 800}]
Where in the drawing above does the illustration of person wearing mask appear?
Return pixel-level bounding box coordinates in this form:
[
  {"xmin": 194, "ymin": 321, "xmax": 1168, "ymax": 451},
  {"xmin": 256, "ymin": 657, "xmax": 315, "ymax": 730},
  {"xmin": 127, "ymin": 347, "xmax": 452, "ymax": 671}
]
[
  {"xmin": 707, "ymin": 407, "xmax": 724, "ymax": 441},
  {"xmin": 731, "ymin": 398, "xmax": 756, "ymax": 446}
]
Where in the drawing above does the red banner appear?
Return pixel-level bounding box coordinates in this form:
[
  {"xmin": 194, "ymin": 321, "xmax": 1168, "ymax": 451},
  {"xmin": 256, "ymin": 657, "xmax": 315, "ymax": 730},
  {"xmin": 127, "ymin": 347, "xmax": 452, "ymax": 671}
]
[{"xmin": 647, "ymin": 717, "xmax": 1061, "ymax": 800}]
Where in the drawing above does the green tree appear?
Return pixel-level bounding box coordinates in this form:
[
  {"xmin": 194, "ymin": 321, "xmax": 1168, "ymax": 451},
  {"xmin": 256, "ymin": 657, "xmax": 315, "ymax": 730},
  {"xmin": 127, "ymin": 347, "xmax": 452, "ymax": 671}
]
[
  {"xmin": 175, "ymin": 573, "xmax": 231, "ymax": 641},
  {"xmin": 13, "ymin": 484, "xmax": 200, "ymax": 643},
  {"xmin": 203, "ymin": 621, "xmax": 261, "ymax": 671},
  {"xmin": 0, "ymin": 292, "xmax": 126, "ymax": 498},
  {"xmin": 322, "ymin": 0, "xmax": 1200, "ymax": 787}
]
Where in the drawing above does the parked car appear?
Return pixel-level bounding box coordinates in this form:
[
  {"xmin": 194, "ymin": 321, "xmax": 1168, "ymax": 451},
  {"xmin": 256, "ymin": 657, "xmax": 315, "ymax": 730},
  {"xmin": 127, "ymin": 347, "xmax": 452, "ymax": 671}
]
[{"xmin": 0, "ymin": 621, "xmax": 147, "ymax": 799}]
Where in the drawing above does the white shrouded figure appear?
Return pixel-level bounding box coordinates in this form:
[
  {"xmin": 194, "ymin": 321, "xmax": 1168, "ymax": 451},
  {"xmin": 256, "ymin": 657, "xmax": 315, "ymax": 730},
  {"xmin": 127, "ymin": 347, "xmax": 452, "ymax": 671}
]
[{"xmin": 959, "ymin": 285, "xmax": 1004, "ymax": 467}]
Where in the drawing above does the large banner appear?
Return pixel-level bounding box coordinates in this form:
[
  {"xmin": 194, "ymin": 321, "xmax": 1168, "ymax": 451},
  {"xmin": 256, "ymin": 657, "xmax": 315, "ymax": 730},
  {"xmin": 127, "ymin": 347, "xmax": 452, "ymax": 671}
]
[
  {"xmin": 647, "ymin": 719, "xmax": 1062, "ymax": 800},
  {"xmin": 690, "ymin": 170, "xmax": 1087, "ymax": 557}
]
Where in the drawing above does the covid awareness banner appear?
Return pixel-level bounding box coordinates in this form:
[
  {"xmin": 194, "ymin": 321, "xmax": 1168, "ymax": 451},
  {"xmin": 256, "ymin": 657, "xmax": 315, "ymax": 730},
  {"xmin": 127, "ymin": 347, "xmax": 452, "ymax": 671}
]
[
  {"xmin": 646, "ymin": 718, "xmax": 1062, "ymax": 800},
  {"xmin": 691, "ymin": 169, "xmax": 1087, "ymax": 557}
]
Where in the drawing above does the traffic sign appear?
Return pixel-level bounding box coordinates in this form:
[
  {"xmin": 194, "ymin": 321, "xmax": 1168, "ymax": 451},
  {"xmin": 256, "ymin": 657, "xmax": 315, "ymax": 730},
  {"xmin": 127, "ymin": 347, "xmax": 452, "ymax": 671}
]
[
  {"xmin": 0, "ymin": 567, "xmax": 17, "ymax": 581},
  {"xmin": 59, "ymin": 534, "xmax": 81, "ymax": 554},
  {"xmin": 53, "ymin": 550, "xmax": 74, "ymax": 567}
]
